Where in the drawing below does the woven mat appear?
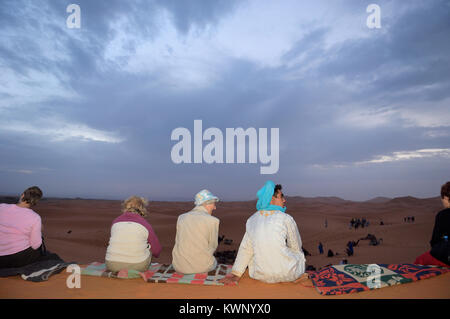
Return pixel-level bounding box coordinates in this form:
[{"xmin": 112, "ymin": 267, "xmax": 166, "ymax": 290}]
[
  {"xmin": 308, "ymin": 263, "xmax": 450, "ymax": 295},
  {"xmin": 80, "ymin": 262, "xmax": 236, "ymax": 286}
]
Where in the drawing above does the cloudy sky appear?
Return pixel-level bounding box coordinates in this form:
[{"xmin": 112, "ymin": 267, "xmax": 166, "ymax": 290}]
[{"xmin": 1, "ymin": 0, "xmax": 449, "ymax": 201}]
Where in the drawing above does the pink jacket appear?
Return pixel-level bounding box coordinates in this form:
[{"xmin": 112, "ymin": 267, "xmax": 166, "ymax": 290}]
[{"xmin": 0, "ymin": 204, "xmax": 42, "ymax": 256}]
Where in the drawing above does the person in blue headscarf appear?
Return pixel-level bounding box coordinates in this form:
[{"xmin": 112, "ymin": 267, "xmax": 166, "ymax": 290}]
[
  {"xmin": 221, "ymin": 181, "xmax": 306, "ymax": 284},
  {"xmin": 256, "ymin": 180, "xmax": 287, "ymax": 213}
]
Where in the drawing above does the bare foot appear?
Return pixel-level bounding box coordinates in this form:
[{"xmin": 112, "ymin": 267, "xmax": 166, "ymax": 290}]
[{"xmin": 293, "ymin": 273, "xmax": 309, "ymax": 284}]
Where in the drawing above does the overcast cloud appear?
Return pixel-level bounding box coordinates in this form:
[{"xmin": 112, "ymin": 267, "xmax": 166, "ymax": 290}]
[{"xmin": 1, "ymin": 0, "xmax": 449, "ymax": 201}]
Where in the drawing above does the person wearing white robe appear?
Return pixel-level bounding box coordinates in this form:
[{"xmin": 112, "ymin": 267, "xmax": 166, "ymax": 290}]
[{"xmin": 221, "ymin": 181, "xmax": 306, "ymax": 284}]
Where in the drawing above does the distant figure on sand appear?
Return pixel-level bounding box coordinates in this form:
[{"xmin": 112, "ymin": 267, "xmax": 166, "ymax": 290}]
[
  {"xmin": 318, "ymin": 242, "xmax": 324, "ymax": 255},
  {"xmin": 340, "ymin": 259, "xmax": 348, "ymax": 265},
  {"xmin": 105, "ymin": 196, "xmax": 161, "ymax": 272},
  {"xmin": 370, "ymin": 236, "xmax": 382, "ymax": 246},
  {"xmin": 360, "ymin": 234, "xmax": 382, "ymax": 246},
  {"xmin": 172, "ymin": 189, "xmax": 220, "ymax": 274},
  {"xmin": 346, "ymin": 241, "xmax": 354, "ymax": 256},
  {"xmin": 220, "ymin": 181, "xmax": 306, "ymax": 284},
  {"xmin": 324, "ymin": 219, "xmax": 328, "ymax": 228},
  {"xmin": 0, "ymin": 187, "xmax": 62, "ymax": 269},
  {"xmin": 327, "ymin": 249, "xmax": 334, "ymax": 257},
  {"xmin": 414, "ymin": 182, "xmax": 450, "ymax": 267}
]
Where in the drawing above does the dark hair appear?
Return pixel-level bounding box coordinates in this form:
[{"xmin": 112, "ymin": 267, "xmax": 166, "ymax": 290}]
[
  {"xmin": 21, "ymin": 186, "xmax": 43, "ymax": 207},
  {"xmin": 274, "ymin": 184, "xmax": 283, "ymax": 197},
  {"xmin": 441, "ymin": 181, "xmax": 450, "ymax": 199}
]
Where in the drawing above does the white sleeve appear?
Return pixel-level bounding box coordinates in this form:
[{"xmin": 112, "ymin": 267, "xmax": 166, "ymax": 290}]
[
  {"xmin": 231, "ymin": 231, "xmax": 253, "ymax": 277},
  {"xmin": 286, "ymin": 216, "xmax": 302, "ymax": 253}
]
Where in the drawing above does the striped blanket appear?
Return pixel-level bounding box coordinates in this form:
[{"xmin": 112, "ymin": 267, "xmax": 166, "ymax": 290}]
[
  {"xmin": 308, "ymin": 263, "xmax": 450, "ymax": 295},
  {"xmin": 80, "ymin": 262, "xmax": 236, "ymax": 285}
]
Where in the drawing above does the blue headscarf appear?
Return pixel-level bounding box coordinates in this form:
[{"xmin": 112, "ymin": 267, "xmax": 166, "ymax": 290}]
[{"xmin": 256, "ymin": 180, "xmax": 286, "ymax": 213}]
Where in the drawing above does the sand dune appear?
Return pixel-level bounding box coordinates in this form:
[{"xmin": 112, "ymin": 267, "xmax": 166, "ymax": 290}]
[
  {"xmin": 1, "ymin": 268, "xmax": 449, "ymax": 299},
  {"xmin": 0, "ymin": 196, "xmax": 448, "ymax": 298},
  {"xmin": 364, "ymin": 197, "xmax": 392, "ymax": 204}
]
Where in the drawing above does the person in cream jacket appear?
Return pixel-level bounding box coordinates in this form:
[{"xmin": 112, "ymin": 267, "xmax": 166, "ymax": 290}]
[{"xmin": 172, "ymin": 189, "xmax": 220, "ymax": 274}]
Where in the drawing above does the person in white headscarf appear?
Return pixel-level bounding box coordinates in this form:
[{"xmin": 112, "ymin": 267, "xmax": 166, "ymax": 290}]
[
  {"xmin": 221, "ymin": 181, "xmax": 306, "ymax": 284},
  {"xmin": 172, "ymin": 189, "xmax": 220, "ymax": 274}
]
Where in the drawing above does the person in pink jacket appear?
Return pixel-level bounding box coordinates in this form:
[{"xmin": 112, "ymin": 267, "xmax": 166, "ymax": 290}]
[{"xmin": 0, "ymin": 186, "xmax": 48, "ymax": 268}]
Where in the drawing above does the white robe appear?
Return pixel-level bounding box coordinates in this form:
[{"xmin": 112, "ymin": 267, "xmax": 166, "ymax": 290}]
[{"xmin": 231, "ymin": 210, "xmax": 306, "ymax": 283}]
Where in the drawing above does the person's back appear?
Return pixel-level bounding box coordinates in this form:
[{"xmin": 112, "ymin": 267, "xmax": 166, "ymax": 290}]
[
  {"xmin": 105, "ymin": 196, "xmax": 161, "ymax": 272},
  {"xmin": 237, "ymin": 210, "xmax": 305, "ymax": 283},
  {"xmin": 222, "ymin": 182, "xmax": 306, "ymax": 285},
  {"xmin": 0, "ymin": 204, "xmax": 42, "ymax": 257},
  {"xmin": 172, "ymin": 206, "xmax": 219, "ymax": 274},
  {"xmin": 414, "ymin": 182, "xmax": 450, "ymax": 267},
  {"xmin": 429, "ymin": 207, "xmax": 450, "ymax": 265},
  {"xmin": 0, "ymin": 186, "xmax": 61, "ymax": 270},
  {"xmin": 105, "ymin": 212, "xmax": 154, "ymax": 263}
]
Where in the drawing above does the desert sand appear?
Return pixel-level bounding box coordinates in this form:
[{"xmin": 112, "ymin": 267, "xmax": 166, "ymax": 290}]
[{"xmin": 1, "ymin": 196, "xmax": 449, "ymax": 299}]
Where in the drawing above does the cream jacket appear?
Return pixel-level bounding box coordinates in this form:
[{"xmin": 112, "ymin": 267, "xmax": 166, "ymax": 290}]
[
  {"xmin": 231, "ymin": 210, "xmax": 306, "ymax": 283},
  {"xmin": 105, "ymin": 221, "xmax": 150, "ymax": 264},
  {"xmin": 172, "ymin": 206, "xmax": 219, "ymax": 274}
]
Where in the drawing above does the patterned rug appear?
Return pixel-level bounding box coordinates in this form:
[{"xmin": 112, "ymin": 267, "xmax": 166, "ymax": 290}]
[
  {"xmin": 80, "ymin": 262, "xmax": 236, "ymax": 285},
  {"xmin": 80, "ymin": 262, "xmax": 142, "ymax": 279},
  {"xmin": 308, "ymin": 263, "xmax": 450, "ymax": 295}
]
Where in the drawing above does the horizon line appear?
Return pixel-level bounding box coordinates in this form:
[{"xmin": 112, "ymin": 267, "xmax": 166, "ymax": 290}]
[{"xmin": 0, "ymin": 194, "xmax": 441, "ymax": 203}]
